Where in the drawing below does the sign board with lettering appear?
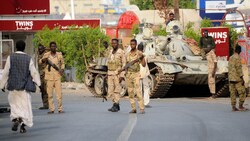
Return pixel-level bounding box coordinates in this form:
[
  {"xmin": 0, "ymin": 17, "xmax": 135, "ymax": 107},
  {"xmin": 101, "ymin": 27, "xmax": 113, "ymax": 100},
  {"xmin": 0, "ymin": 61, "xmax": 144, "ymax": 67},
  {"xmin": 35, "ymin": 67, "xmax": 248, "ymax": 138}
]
[
  {"xmin": 0, "ymin": 20, "xmax": 100, "ymax": 31},
  {"xmin": 116, "ymin": 11, "xmax": 139, "ymax": 38},
  {"xmin": 0, "ymin": 0, "xmax": 50, "ymax": 15},
  {"xmin": 117, "ymin": 11, "xmax": 139, "ymax": 29},
  {"xmin": 199, "ymin": 0, "xmax": 226, "ymax": 25},
  {"xmin": 201, "ymin": 27, "xmax": 229, "ymax": 58}
]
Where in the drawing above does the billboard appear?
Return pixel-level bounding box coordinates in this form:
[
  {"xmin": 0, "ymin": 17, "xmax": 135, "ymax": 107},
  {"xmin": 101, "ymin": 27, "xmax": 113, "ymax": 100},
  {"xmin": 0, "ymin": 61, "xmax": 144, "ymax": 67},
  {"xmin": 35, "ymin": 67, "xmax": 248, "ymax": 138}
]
[
  {"xmin": 0, "ymin": 0, "xmax": 50, "ymax": 15},
  {"xmin": 201, "ymin": 27, "xmax": 229, "ymax": 58},
  {"xmin": 0, "ymin": 20, "xmax": 100, "ymax": 31},
  {"xmin": 199, "ymin": 0, "xmax": 226, "ymax": 25}
]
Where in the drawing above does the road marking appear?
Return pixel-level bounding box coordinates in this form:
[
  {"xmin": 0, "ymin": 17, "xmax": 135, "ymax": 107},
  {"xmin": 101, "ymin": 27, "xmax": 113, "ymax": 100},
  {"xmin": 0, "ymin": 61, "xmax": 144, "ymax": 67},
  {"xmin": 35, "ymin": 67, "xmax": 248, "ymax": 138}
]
[{"xmin": 117, "ymin": 114, "xmax": 137, "ymax": 141}]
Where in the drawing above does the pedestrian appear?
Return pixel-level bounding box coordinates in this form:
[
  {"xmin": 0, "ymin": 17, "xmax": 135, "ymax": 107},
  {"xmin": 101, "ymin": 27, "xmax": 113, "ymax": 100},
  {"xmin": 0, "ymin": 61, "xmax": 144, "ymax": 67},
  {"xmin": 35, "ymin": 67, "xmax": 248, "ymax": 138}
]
[
  {"xmin": 107, "ymin": 38, "xmax": 126, "ymax": 112},
  {"xmin": 38, "ymin": 44, "xmax": 49, "ymax": 110},
  {"xmin": 206, "ymin": 45, "xmax": 217, "ymax": 99},
  {"xmin": 200, "ymin": 30, "xmax": 216, "ymax": 60},
  {"xmin": 166, "ymin": 12, "xmax": 175, "ymax": 26},
  {"xmin": 126, "ymin": 39, "xmax": 145, "ymax": 114},
  {"xmin": 0, "ymin": 40, "xmax": 41, "ymax": 133},
  {"xmin": 228, "ymin": 45, "xmax": 248, "ymax": 111},
  {"xmin": 40, "ymin": 41, "xmax": 65, "ymax": 114},
  {"xmin": 137, "ymin": 43, "xmax": 151, "ymax": 108}
]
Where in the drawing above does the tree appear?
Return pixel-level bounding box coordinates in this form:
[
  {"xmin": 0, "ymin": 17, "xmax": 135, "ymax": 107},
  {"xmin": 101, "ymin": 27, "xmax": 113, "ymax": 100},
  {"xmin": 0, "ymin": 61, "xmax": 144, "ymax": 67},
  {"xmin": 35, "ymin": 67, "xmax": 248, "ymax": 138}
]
[
  {"xmin": 130, "ymin": 0, "xmax": 154, "ymax": 10},
  {"xmin": 33, "ymin": 26, "xmax": 109, "ymax": 81},
  {"xmin": 154, "ymin": 0, "xmax": 171, "ymax": 22},
  {"xmin": 130, "ymin": 0, "xmax": 195, "ymax": 10}
]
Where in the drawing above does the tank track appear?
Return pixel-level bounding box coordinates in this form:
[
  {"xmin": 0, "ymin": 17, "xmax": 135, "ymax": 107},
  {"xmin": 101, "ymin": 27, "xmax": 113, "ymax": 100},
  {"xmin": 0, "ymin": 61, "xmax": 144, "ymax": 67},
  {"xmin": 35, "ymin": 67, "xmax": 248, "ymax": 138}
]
[
  {"xmin": 216, "ymin": 76, "xmax": 229, "ymax": 97},
  {"xmin": 84, "ymin": 69, "xmax": 107, "ymax": 97},
  {"xmin": 150, "ymin": 67, "xmax": 175, "ymax": 98}
]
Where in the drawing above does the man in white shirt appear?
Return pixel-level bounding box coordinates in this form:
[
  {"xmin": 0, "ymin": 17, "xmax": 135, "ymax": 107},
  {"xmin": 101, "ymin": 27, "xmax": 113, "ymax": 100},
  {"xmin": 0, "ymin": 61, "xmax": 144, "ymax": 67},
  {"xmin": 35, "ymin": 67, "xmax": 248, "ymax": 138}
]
[
  {"xmin": 0, "ymin": 40, "xmax": 41, "ymax": 133},
  {"xmin": 137, "ymin": 43, "xmax": 151, "ymax": 107}
]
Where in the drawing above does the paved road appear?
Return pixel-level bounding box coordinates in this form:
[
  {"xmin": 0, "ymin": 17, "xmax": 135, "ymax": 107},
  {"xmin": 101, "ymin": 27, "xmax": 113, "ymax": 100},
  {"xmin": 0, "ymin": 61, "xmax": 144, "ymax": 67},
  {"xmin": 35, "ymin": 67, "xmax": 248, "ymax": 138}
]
[{"xmin": 1, "ymin": 90, "xmax": 250, "ymax": 141}]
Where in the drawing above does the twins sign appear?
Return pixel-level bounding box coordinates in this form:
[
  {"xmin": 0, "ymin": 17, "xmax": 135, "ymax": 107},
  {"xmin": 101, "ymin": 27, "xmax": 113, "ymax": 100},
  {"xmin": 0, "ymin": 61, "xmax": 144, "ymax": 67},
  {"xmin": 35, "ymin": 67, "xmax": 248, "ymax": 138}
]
[{"xmin": 201, "ymin": 27, "xmax": 229, "ymax": 58}]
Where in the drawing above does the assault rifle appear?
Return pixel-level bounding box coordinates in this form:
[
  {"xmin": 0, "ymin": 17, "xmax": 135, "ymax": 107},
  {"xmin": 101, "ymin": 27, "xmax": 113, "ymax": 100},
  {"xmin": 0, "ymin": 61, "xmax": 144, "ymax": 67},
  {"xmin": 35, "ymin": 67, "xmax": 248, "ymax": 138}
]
[
  {"xmin": 47, "ymin": 60, "xmax": 63, "ymax": 75},
  {"xmin": 118, "ymin": 55, "xmax": 144, "ymax": 74}
]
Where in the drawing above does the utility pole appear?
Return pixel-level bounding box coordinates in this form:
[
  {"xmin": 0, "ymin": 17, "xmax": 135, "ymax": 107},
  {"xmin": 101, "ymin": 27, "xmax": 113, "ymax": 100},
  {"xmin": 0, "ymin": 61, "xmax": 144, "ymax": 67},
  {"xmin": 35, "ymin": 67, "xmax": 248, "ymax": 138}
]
[
  {"xmin": 174, "ymin": 0, "xmax": 179, "ymax": 20},
  {"xmin": 70, "ymin": 0, "xmax": 75, "ymax": 19}
]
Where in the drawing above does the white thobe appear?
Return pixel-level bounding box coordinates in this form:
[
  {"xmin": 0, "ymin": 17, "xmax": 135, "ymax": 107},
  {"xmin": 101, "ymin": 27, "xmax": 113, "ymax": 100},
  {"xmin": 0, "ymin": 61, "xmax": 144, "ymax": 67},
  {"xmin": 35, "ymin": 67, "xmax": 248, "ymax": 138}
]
[
  {"xmin": 139, "ymin": 56, "xmax": 150, "ymax": 106},
  {"xmin": 0, "ymin": 51, "xmax": 41, "ymax": 127}
]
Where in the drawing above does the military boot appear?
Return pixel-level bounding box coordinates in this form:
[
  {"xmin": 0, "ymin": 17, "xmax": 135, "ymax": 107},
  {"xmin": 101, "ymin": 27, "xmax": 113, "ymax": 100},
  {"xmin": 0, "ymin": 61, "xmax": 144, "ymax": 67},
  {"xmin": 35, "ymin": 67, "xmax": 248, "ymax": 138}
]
[
  {"xmin": 111, "ymin": 103, "xmax": 119, "ymax": 112},
  {"xmin": 239, "ymin": 104, "xmax": 248, "ymax": 111},
  {"xmin": 108, "ymin": 103, "xmax": 115, "ymax": 112},
  {"xmin": 117, "ymin": 103, "xmax": 120, "ymax": 111},
  {"xmin": 232, "ymin": 106, "xmax": 239, "ymax": 111}
]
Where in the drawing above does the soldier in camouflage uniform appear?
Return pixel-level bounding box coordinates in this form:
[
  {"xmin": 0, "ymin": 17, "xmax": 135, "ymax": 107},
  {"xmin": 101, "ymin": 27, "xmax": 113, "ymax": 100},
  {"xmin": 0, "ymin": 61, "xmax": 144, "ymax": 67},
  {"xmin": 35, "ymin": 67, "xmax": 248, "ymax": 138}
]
[
  {"xmin": 38, "ymin": 44, "xmax": 49, "ymax": 109},
  {"xmin": 206, "ymin": 47, "xmax": 217, "ymax": 99},
  {"xmin": 107, "ymin": 39, "xmax": 126, "ymax": 112},
  {"xmin": 125, "ymin": 39, "xmax": 145, "ymax": 114},
  {"xmin": 102, "ymin": 41, "xmax": 112, "ymax": 57},
  {"xmin": 228, "ymin": 45, "xmax": 248, "ymax": 111},
  {"xmin": 200, "ymin": 30, "xmax": 215, "ymax": 60}
]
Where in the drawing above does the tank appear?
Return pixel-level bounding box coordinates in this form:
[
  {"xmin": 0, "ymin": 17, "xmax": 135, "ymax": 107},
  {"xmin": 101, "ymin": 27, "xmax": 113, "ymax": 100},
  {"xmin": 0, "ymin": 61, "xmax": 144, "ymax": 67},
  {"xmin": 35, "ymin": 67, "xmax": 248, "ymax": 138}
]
[
  {"xmin": 135, "ymin": 22, "xmax": 229, "ymax": 98},
  {"xmin": 84, "ymin": 57, "xmax": 127, "ymax": 97},
  {"xmin": 84, "ymin": 22, "xmax": 229, "ymax": 98}
]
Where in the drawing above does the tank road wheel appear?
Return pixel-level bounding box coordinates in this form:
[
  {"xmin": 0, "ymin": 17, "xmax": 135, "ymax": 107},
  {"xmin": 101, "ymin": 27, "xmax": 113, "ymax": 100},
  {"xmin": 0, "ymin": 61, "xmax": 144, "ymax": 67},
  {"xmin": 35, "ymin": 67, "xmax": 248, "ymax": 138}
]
[
  {"xmin": 148, "ymin": 74, "xmax": 156, "ymax": 95},
  {"xmin": 94, "ymin": 74, "xmax": 106, "ymax": 97},
  {"xmin": 84, "ymin": 71, "xmax": 94, "ymax": 87},
  {"xmin": 120, "ymin": 79, "xmax": 127, "ymax": 97}
]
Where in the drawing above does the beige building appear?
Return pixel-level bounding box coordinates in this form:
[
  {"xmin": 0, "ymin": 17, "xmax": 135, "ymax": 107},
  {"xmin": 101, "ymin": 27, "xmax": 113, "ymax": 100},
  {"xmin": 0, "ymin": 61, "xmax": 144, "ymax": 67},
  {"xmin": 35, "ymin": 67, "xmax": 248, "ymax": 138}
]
[{"xmin": 50, "ymin": 0, "xmax": 130, "ymax": 15}]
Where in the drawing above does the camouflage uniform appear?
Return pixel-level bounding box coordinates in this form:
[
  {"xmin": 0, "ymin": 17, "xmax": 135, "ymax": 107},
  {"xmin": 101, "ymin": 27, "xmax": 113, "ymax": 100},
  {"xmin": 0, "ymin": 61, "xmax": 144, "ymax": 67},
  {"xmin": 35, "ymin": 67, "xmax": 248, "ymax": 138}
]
[
  {"xmin": 126, "ymin": 50, "xmax": 144, "ymax": 111},
  {"xmin": 40, "ymin": 51, "xmax": 65, "ymax": 112},
  {"xmin": 200, "ymin": 36, "xmax": 215, "ymax": 59},
  {"xmin": 107, "ymin": 48, "xmax": 126, "ymax": 104},
  {"xmin": 228, "ymin": 53, "xmax": 246, "ymax": 107},
  {"xmin": 206, "ymin": 49, "xmax": 217, "ymax": 94},
  {"xmin": 38, "ymin": 51, "xmax": 48, "ymax": 108},
  {"xmin": 103, "ymin": 46, "xmax": 112, "ymax": 58}
]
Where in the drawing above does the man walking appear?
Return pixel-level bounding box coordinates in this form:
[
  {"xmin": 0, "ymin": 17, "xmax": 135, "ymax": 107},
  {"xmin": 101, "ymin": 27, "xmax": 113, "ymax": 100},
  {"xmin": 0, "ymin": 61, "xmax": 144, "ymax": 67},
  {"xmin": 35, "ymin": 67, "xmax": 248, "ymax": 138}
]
[
  {"xmin": 107, "ymin": 39, "xmax": 126, "ymax": 112},
  {"xmin": 0, "ymin": 40, "xmax": 41, "ymax": 133},
  {"xmin": 137, "ymin": 43, "xmax": 151, "ymax": 108},
  {"xmin": 41, "ymin": 42, "xmax": 65, "ymax": 114},
  {"xmin": 228, "ymin": 45, "xmax": 248, "ymax": 111},
  {"xmin": 38, "ymin": 44, "xmax": 48, "ymax": 109},
  {"xmin": 126, "ymin": 39, "xmax": 145, "ymax": 114}
]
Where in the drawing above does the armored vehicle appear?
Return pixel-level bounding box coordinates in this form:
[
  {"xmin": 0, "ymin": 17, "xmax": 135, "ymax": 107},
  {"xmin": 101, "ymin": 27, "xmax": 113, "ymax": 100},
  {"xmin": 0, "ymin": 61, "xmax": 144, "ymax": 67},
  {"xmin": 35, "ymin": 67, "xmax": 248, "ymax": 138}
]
[
  {"xmin": 134, "ymin": 22, "xmax": 229, "ymax": 98},
  {"xmin": 84, "ymin": 57, "xmax": 127, "ymax": 97},
  {"xmin": 84, "ymin": 22, "xmax": 229, "ymax": 98}
]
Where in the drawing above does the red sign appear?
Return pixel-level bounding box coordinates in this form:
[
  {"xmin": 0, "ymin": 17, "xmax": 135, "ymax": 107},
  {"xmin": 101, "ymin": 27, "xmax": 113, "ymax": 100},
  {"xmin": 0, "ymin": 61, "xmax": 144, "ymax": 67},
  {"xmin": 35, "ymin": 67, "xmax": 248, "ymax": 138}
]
[
  {"xmin": 0, "ymin": 20, "xmax": 100, "ymax": 32},
  {"xmin": 0, "ymin": 0, "xmax": 50, "ymax": 15},
  {"xmin": 201, "ymin": 27, "xmax": 229, "ymax": 58},
  {"xmin": 117, "ymin": 11, "xmax": 139, "ymax": 29}
]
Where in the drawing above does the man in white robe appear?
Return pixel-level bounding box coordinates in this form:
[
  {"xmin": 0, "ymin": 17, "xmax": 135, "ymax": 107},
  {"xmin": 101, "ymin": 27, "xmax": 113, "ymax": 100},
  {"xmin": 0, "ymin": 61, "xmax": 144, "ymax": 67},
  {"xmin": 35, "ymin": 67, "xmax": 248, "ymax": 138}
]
[
  {"xmin": 137, "ymin": 43, "xmax": 151, "ymax": 107},
  {"xmin": 0, "ymin": 40, "xmax": 41, "ymax": 133}
]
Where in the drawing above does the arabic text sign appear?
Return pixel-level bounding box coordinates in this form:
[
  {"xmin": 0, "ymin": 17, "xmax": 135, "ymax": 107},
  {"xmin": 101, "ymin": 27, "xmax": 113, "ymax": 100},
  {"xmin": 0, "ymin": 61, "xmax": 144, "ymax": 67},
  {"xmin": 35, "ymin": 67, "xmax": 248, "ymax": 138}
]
[
  {"xmin": 201, "ymin": 27, "xmax": 229, "ymax": 58},
  {"xmin": 205, "ymin": 0, "xmax": 226, "ymax": 13},
  {"xmin": 0, "ymin": 20, "xmax": 100, "ymax": 31},
  {"xmin": 0, "ymin": 0, "xmax": 50, "ymax": 15}
]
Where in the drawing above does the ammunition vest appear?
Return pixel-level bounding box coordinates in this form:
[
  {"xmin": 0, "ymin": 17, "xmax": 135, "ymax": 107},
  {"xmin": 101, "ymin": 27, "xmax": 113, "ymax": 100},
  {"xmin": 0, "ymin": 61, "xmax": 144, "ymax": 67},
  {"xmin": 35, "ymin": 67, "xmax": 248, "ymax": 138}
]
[
  {"xmin": 107, "ymin": 49, "xmax": 122, "ymax": 71},
  {"xmin": 127, "ymin": 50, "xmax": 140, "ymax": 72}
]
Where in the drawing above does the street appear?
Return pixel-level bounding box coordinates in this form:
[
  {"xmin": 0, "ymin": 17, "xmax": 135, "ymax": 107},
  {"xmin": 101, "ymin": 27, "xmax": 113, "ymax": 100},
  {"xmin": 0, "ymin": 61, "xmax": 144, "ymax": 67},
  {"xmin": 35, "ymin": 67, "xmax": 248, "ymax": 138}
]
[{"xmin": 1, "ymin": 88, "xmax": 250, "ymax": 141}]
